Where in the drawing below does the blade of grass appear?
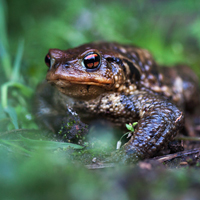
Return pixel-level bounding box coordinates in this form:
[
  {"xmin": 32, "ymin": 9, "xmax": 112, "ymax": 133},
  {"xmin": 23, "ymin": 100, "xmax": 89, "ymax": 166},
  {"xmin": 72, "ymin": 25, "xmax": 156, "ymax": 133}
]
[
  {"xmin": 1, "ymin": 81, "xmax": 33, "ymax": 108},
  {"xmin": 0, "ymin": 135, "xmax": 83, "ymax": 152},
  {"xmin": 0, "ymin": 139, "xmax": 32, "ymax": 154},
  {"xmin": 0, "ymin": 0, "xmax": 12, "ymax": 78},
  {"xmin": 0, "ymin": 128, "xmax": 43, "ymax": 137},
  {"xmin": 19, "ymin": 135, "xmax": 84, "ymax": 150},
  {"xmin": 12, "ymin": 39, "xmax": 24, "ymax": 81},
  {"xmin": 0, "ymin": 103, "xmax": 6, "ymax": 119},
  {"xmin": 4, "ymin": 106, "xmax": 19, "ymax": 129}
]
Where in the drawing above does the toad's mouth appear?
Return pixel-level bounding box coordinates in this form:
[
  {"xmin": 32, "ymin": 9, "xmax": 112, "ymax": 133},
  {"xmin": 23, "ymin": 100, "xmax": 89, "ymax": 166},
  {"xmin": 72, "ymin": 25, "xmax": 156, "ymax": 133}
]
[
  {"xmin": 46, "ymin": 69, "xmax": 114, "ymax": 88},
  {"xmin": 47, "ymin": 79, "xmax": 114, "ymax": 89}
]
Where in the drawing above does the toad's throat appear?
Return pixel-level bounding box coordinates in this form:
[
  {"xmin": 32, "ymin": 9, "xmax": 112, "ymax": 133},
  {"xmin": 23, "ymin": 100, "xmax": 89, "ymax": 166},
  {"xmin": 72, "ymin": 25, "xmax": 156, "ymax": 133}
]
[{"xmin": 48, "ymin": 80, "xmax": 110, "ymax": 100}]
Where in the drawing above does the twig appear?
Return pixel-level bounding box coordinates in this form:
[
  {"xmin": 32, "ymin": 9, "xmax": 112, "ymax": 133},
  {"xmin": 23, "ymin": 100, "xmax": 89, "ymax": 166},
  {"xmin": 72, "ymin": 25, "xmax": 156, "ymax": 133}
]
[
  {"xmin": 175, "ymin": 136, "xmax": 200, "ymax": 141},
  {"xmin": 154, "ymin": 148, "xmax": 200, "ymax": 163},
  {"xmin": 85, "ymin": 163, "xmax": 115, "ymax": 169}
]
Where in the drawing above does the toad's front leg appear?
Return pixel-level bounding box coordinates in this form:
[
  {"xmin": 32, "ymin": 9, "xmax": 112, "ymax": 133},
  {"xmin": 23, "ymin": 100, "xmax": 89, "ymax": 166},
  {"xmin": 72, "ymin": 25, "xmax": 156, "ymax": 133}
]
[{"xmin": 110, "ymin": 92, "xmax": 184, "ymax": 162}]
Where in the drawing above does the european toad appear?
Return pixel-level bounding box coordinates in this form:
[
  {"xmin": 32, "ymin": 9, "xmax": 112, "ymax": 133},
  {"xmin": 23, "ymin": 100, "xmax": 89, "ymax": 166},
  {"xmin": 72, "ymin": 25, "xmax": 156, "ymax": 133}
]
[{"xmin": 35, "ymin": 42, "xmax": 199, "ymax": 161}]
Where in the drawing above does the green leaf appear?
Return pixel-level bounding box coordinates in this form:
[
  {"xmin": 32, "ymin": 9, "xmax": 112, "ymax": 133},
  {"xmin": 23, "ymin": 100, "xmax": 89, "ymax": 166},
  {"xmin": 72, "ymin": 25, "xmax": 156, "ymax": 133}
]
[
  {"xmin": 0, "ymin": 139, "xmax": 32, "ymax": 154},
  {"xmin": 132, "ymin": 122, "xmax": 138, "ymax": 127},
  {"xmin": 4, "ymin": 106, "xmax": 19, "ymax": 129},
  {"xmin": 0, "ymin": 131, "xmax": 83, "ymax": 156},
  {"xmin": 126, "ymin": 124, "xmax": 134, "ymax": 132},
  {"xmin": 19, "ymin": 135, "xmax": 84, "ymax": 150}
]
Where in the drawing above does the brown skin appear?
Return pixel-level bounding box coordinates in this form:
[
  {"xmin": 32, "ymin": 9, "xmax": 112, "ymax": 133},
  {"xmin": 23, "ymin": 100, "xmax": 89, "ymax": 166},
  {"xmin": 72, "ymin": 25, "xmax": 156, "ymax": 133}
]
[{"xmin": 35, "ymin": 42, "xmax": 199, "ymax": 162}]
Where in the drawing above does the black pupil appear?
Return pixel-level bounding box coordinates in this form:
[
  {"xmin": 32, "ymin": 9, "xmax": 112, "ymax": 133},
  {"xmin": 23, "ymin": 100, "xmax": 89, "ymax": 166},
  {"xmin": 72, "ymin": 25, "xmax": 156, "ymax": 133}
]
[
  {"xmin": 84, "ymin": 53, "xmax": 100, "ymax": 69},
  {"xmin": 45, "ymin": 53, "xmax": 51, "ymax": 67}
]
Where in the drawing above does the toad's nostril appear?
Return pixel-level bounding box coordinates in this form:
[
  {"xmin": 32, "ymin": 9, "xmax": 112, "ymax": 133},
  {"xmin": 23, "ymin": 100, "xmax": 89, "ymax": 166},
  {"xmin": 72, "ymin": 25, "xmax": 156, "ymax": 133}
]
[{"xmin": 64, "ymin": 62, "xmax": 70, "ymax": 68}]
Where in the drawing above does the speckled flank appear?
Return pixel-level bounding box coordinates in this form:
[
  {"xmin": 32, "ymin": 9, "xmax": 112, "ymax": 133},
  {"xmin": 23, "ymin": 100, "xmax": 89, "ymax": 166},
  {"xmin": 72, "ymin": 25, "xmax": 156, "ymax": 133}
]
[
  {"xmin": 72, "ymin": 90, "xmax": 184, "ymax": 159},
  {"xmin": 123, "ymin": 93, "xmax": 184, "ymax": 159},
  {"xmin": 36, "ymin": 42, "xmax": 199, "ymax": 161}
]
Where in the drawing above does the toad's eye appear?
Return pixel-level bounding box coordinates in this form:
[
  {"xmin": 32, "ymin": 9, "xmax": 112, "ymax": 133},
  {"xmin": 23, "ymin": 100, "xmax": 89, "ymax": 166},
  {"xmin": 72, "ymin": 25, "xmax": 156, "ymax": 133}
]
[
  {"xmin": 83, "ymin": 53, "xmax": 101, "ymax": 71},
  {"xmin": 45, "ymin": 53, "xmax": 51, "ymax": 67}
]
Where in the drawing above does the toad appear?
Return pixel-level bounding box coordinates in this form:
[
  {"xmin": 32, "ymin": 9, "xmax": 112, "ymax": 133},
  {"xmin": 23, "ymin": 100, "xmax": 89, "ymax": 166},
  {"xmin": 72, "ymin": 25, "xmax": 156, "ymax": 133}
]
[{"xmin": 35, "ymin": 42, "xmax": 199, "ymax": 161}]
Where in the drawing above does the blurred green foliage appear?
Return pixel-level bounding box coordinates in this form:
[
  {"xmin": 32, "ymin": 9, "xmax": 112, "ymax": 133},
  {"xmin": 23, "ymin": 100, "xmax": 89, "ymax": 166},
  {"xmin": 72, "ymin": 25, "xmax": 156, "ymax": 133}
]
[
  {"xmin": 1, "ymin": 0, "xmax": 200, "ymax": 199},
  {"xmin": 1, "ymin": 149, "xmax": 200, "ymax": 200},
  {"xmin": 1, "ymin": 0, "xmax": 200, "ymax": 131}
]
